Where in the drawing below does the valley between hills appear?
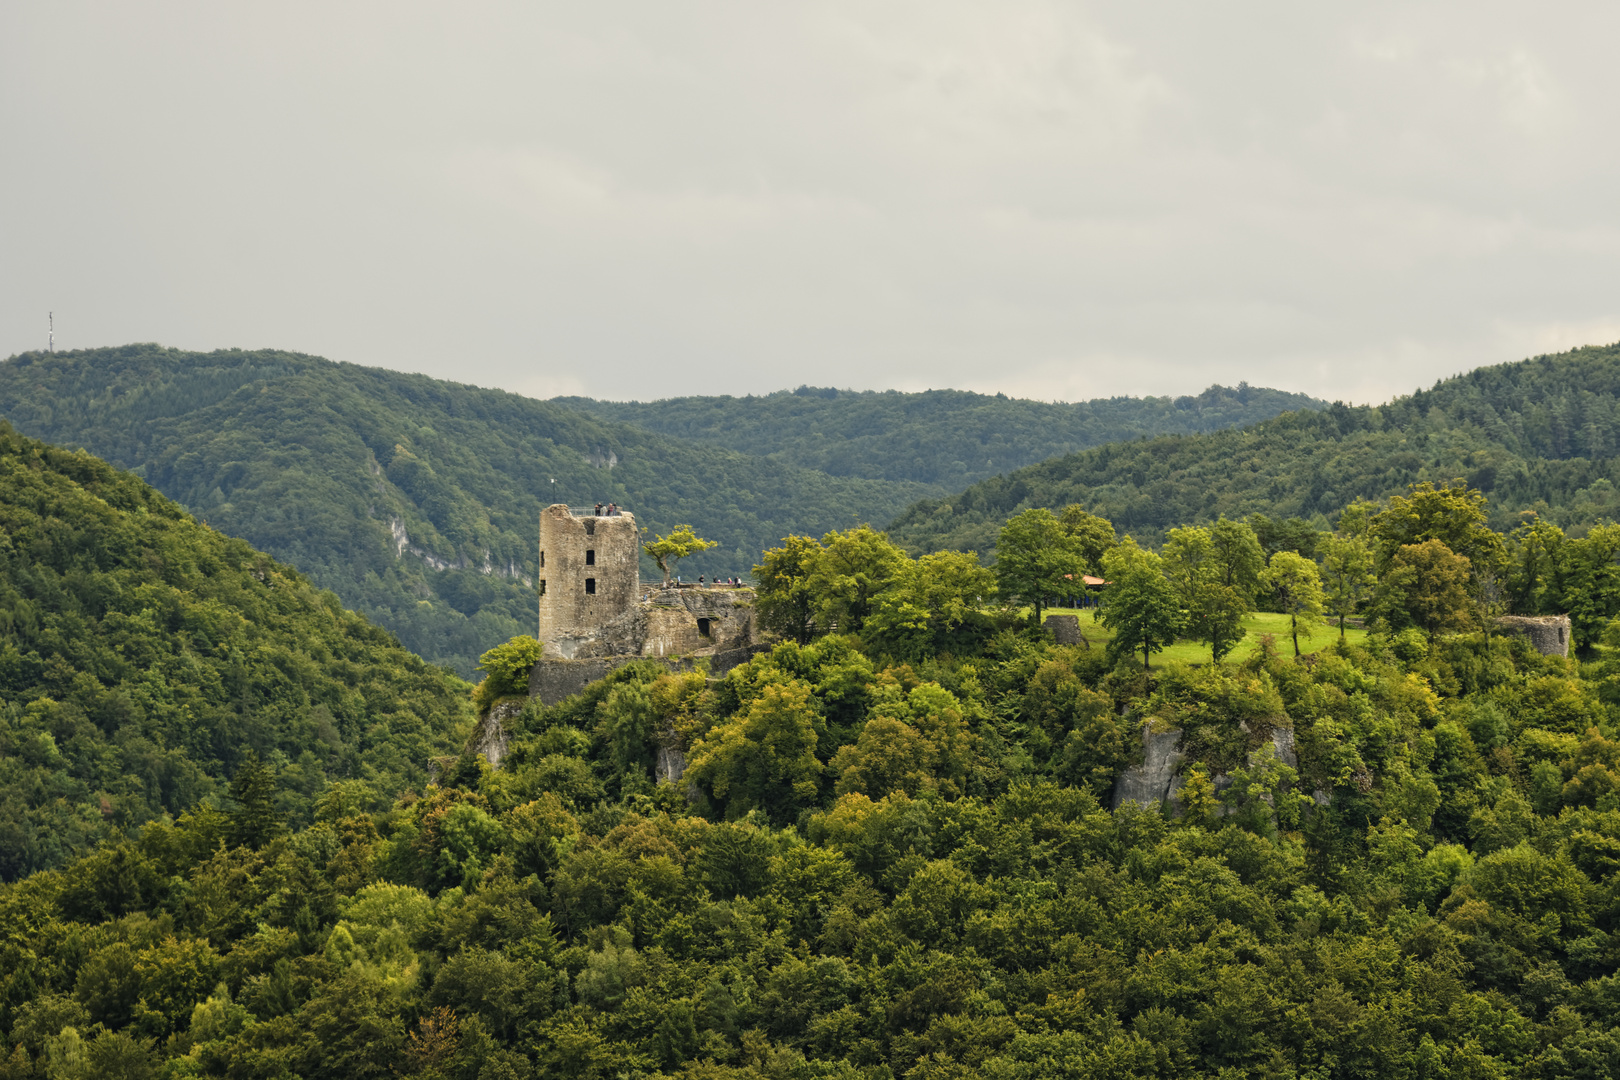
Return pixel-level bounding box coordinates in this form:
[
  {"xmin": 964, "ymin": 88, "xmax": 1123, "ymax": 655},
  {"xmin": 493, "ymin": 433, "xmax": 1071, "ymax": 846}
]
[{"xmin": 4, "ymin": 343, "xmax": 1620, "ymax": 1076}]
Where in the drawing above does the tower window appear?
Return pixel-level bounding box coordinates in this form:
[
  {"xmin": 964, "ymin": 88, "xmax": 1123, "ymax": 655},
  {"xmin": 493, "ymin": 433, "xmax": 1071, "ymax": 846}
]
[
  {"xmin": 585, "ymin": 549, "xmax": 596, "ymax": 565},
  {"xmin": 540, "ymin": 551, "xmax": 545, "ymax": 568},
  {"xmin": 583, "ymin": 519, "xmax": 596, "ymax": 536},
  {"xmin": 585, "ymin": 578, "xmax": 596, "ymax": 594},
  {"xmin": 539, "ymin": 580, "xmax": 546, "ymax": 596}
]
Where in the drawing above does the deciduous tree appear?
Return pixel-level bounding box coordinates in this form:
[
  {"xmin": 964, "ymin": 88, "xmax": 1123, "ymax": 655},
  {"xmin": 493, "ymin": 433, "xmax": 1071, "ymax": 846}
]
[
  {"xmin": 753, "ymin": 535, "xmax": 824, "ymax": 644},
  {"xmin": 1098, "ymin": 546, "xmax": 1185, "ymax": 671},
  {"xmin": 1321, "ymin": 535, "xmax": 1375, "ymax": 640},
  {"xmin": 995, "ymin": 508, "xmax": 1085, "ymax": 625},
  {"xmin": 1260, "ymin": 551, "xmax": 1324, "ymax": 657},
  {"xmin": 642, "ymin": 524, "xmax": 720, "ymax": 583}
]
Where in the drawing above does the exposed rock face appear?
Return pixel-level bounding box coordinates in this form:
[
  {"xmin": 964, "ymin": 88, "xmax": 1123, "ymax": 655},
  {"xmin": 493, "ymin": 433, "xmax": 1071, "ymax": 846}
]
[
  {"xmin": 1111, "ymin": 724, "xmax": 1300, "ymax": 811},
  {"xmin": 1496, "ymin": 615, "xmax": 1571, "ymax": 657},
  {"xmin": 656, "ymin": 741, "xmax": 687, "ymax": 785},
  {"xmin": 467, "ymin": 699, "xmax": 522, "ymax": 770},
  {"xmin": 1044, "ymin": 614, "xmax": 1088, "ymax": 647},
  {"xmin": 1112, "ymin": 726, "xmax": 1185, "ymax": 810},
  {"xmin": 1271, "ymin": 726, "xmax": 1298, "ymax": 768}
]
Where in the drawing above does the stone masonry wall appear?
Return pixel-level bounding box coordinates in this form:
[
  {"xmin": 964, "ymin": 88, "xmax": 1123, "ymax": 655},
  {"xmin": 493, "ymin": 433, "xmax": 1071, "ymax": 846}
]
[
  {"xmin": 537, "ymin": 504, "xmax": 640, "ymax": 659},
  {"xmin": 1495, "ymin": 615, "xmax": 1572, "ymax": 657}
]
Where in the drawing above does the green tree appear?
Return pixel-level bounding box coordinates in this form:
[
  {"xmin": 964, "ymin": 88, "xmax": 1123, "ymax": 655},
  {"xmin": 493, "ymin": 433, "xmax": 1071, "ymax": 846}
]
[
  {"xmin": 1506, "ymin": 516, "xmax": 1567, "ymax": 615},
  {"xmin": 1370, "ymin": 480, "xmax": 1505, "ymax": 579},
  {"xmin": 1164, "ymin": 526, "xmax": 1251, "ymax": 662},
  {"xmin": 1321, "ymin": 534, "xmax": 1375, "ymax": 640},
  {"xmin": 1373, "ymin": 539, "xmax": 1475, "ymax": 643},
  {"xmin": 1058, "ymin": 504, "xmax": 1117, "ymax": 573},
  {"xmin": 1560, "ymin": 523, "xmax": 1620, "ymax": 647},
  {"xmin": 642, "ymin": 524, "xmax": 720, "ymax": 583},
  {"xmin": 1248, "ymin": 513, "xmax": 1323, "ymax": 561},
  {"xmin": 228, "ymin": 752, "xmax": 282, "ymax": 849},
  {"xmin": 753, "ymin": 534, "xmax": 824, "ymax": 644},
  {"xmin": 866, "ymin": 550, "xmax": 995, "ymax": 659},
  {"xmin": 995, "ymin": 508, "xmax": 1085, "ymax": 625},
  {"xmin": 472, "ymin": 635, "xmax": 542, "ymax": 713},
  {"xmin": 1210, "ymin": 517, "xmax": 1265, "ymax": 600},
  {"xmin": 685, "ymin": 680, "xmax": 823, "ymax": 821},
  {"xmin": 807, "ymin": 525, "xmax": 908, "ymax": 635},
  {"xmin": 1260, "ymin": 551, "xmax": 1324, "ymax": 656},
  {"xmin": 1098, "ymin": 546, "xmax": 1185, "ymax": 671}
]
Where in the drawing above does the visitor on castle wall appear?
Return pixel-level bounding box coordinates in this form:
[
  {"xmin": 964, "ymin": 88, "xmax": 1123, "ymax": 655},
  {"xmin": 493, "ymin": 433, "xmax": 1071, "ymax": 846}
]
[{"xmin": 594, "ymin": 503, "xmax": 603, "ymax": 515}]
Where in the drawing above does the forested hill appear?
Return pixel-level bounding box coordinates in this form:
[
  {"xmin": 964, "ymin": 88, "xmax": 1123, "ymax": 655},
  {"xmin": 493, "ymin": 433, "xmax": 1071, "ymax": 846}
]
[
  {"xmin": 889, "ymin": 342, "xmax": 1620, "ymax": 558},
  {"xmin": 0, "ymin": 423, "xmax": 472, "ymax": 879},
  {"xmin": 556, "ymin": 382, "xmax": 1325, "ymax": 488},
  {"xmin": 0, "ymin": 345, "xmax": 937, "ymax": 676}
]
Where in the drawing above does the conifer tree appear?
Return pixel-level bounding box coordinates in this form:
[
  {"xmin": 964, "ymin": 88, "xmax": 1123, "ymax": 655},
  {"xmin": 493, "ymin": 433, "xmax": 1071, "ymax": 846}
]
[{"xmin": 228, "ymin": 752, "xmax": 282, "ymax": 849}]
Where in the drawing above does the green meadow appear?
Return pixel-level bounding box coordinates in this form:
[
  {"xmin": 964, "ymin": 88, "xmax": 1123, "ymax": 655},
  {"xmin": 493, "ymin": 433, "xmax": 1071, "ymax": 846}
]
[{"xmin": 1039, "ymin": 606, "xmax": 1368, "ymax": 666}]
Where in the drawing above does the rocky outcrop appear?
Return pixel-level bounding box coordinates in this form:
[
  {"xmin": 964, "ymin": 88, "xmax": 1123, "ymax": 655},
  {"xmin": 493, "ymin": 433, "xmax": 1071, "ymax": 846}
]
[
  {"xmin": 1043, "ymin": 614, "xmax": 1089, "ymax": 648},
  {"xmin": 1496, "ymin": 615, "xmax": 1571, "ymax": 657},
  {"xmin": 467, "ymin": 699, "xmax": 523, "ymax": 771},
  {"xmin": 1112, "ymin": 726, "xmax": 1186, "ymax": 809},
  {"xmin": 1111, "ymin": 724, "xmax": 1300, "ymax": 811},
  {"xmin": 656, "ymin": 740, "xmax": 687, "ymax": 785}
]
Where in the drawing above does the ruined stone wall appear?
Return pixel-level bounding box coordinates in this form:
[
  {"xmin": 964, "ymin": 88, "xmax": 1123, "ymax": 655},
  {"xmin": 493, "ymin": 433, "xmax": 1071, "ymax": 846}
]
[
  {"xmin": 640, "ymin": 586, "xmax": 762, "ymax": 658},
  {"xmin": 1043, "ymin": 614, "xmax": 1088, "ymax": 647},
  {"xmin": 537, "ymin": 504, "xmax": 640, "ymax": 659},
  {"xmin": 1495, "ymin": 614, "xmax": 1572, "ymax": 657},
  {"xmin": 527, "ymin": 641, "xmax": 769, "ymax": 706}
]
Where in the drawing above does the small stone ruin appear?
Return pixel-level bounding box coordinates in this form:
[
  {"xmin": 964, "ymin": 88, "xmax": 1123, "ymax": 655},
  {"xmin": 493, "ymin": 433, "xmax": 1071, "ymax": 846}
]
[
  {"xmin": 1043, "ymin": 614, "xmax": 1089, "ymax": 648},
  {"xmin": 1495, "ymin": 614, "xmax": 1571, "ymax": 657}
]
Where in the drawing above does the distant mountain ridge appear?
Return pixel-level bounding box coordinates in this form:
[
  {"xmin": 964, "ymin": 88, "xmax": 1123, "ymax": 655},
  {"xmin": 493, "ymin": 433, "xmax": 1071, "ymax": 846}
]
[
  {"xmin": 0, "ymin": 345, "xmax": 940, "ymax": 675},
  {"xmin": 0, "ymin": 347, "xmax": 1323, "ymax": 677},
  {"xmin": 557, "ymin": 382, "xmax": 1326, "ymax": 489},
  {"xmin": 888, "ymin": 343, "xmax": 1620, "ymax": 558},
  {"xmin": 0, "ymin": 422, "xmax": 470, "ymax": 878}
]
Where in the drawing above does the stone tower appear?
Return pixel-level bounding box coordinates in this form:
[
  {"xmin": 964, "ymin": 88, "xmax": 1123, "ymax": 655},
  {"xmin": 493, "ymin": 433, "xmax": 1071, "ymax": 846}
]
[{"xmin": 538, "ymin": 504, "xmax": 640, "ymax": 659}]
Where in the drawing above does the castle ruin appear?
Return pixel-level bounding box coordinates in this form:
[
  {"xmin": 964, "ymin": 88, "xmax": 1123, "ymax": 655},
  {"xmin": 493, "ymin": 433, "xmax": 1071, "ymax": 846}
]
[{"xmin": 531, "ymin": 504, "xmax": 766, "ymax": 704}]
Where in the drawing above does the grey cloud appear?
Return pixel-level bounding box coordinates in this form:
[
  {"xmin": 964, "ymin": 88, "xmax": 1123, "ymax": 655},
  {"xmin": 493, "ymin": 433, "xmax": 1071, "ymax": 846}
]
[{"xmin": 3, "ymin": 2, "xmax": 1618, "ymax": 404}]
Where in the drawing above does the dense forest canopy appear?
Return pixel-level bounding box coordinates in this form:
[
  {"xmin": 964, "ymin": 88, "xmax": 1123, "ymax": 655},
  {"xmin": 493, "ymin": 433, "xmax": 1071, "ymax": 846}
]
[
  {"xmin": 6, "ymin": 434, "xmax": 1620, "ymax": 1076},
  {"xmin": 889, "ymin": 343, "xmax": 1620, "ymax": 559},
  {"xmin": 0, "ymin": 423, "xmax": 473, "ymax": 881},
  {"xmin": 0, "ymin": 346, "xmax": 943, "ymax": 676},
  {"xmin": 556, "ymin": 383, "xmax": 1324, "ymax": 489}
]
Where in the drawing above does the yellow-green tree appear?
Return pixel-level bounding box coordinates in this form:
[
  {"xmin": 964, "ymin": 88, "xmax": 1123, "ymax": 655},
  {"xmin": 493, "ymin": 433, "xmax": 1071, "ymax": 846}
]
[
  {"xmin": 1260, "ymin": 551, "xmax": 1324, "ymax": 657},
  {"xmin": 685, "ymin": 680, "xmax": 822, "ymax": 821},
  {"xmin": 1321, "ymin": 534, "xmax": 1375, "ymax": 640},
  {"xmin": 807, "ymin": 525, "xmax": 908, "ymax": 635},
  {"xmin": 865, "ymin": 549, "xmax": 995, "ymax": 659},
  {"xmin": 1374, "ymin": 539, "xmax": 1475, "ymax": 643},
  {"xmin": 642, "ymin": 524, "xmax": 720, "ymax": 583},
  {"xmin": 753, "ymin": 534, "xmax": 825, "ymax": 644}
]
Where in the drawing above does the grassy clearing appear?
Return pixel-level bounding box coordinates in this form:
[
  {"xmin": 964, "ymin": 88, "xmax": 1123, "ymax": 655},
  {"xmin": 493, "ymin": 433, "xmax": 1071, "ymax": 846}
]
[{"xmin": 1040, "ymin": 607, "xmax": 1368, "ymax": 667}]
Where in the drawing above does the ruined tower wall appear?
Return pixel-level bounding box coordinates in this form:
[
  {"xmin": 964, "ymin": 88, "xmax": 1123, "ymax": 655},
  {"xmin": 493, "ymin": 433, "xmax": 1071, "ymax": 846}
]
[
  {"xmin": 1495, "ymin": 614, "xmax": 1572, "ymax": 657},
  {"xmin": 537, "ymin": 505, "xmax": 640, "ymax": 659}
]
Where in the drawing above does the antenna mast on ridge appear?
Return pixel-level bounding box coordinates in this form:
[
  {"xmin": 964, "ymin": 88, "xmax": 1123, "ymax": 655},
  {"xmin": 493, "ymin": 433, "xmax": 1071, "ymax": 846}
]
[{"xmin": 48, "ymin": 312, "xmax": 54, "ymax": 354}]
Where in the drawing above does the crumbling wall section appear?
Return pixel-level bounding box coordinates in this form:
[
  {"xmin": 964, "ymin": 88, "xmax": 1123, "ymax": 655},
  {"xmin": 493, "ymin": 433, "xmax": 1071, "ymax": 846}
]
[
  {"xmin": 1495, "ymin": 614, "xmax": 1571, "ymax": 657},
  {"xmin": 1043, "ymin": 614, "xmax": 1088, "ymax": 647}
]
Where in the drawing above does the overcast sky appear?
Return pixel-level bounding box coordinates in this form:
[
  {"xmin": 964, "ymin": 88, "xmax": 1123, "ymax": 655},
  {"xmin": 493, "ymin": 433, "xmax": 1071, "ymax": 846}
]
[{"xmin": 4, "ymin": 3, "xmax": 1619, "ymax": 405}]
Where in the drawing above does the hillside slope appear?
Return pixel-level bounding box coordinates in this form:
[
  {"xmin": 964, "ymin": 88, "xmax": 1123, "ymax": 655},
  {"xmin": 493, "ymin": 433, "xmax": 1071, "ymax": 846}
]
[
  {"xmin": 0, "ymin": 346, "xmax": 936, "ymax": 675},
  {"xmin": 0, "ymin": 423, "xmax": 472, "ymax": 879},
  {"xmin": 890, "ymin": 343, "xmax": 1620, "ymax": 556},
  {"xmin": 558, "ymin": 382, "xmax": 1324, "ymax": 488}
]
